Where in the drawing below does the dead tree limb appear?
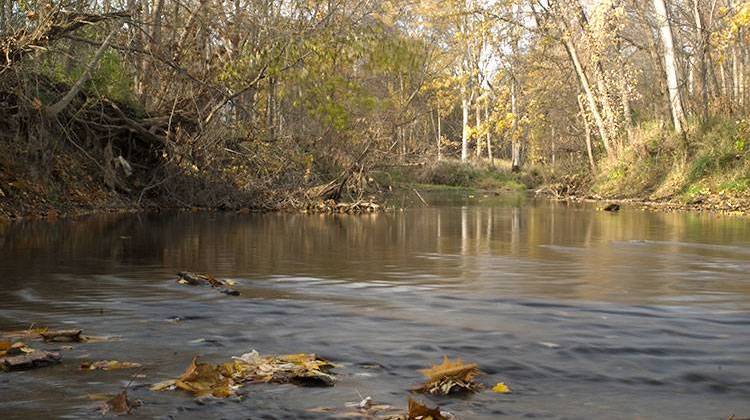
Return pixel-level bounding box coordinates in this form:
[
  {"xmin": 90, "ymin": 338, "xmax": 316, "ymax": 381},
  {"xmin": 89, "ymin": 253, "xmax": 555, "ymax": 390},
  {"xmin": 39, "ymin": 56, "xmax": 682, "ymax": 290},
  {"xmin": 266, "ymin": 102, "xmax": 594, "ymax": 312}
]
[{"xmin": 46, "ymin": 23, "xmax": 124, "ymax": 117}]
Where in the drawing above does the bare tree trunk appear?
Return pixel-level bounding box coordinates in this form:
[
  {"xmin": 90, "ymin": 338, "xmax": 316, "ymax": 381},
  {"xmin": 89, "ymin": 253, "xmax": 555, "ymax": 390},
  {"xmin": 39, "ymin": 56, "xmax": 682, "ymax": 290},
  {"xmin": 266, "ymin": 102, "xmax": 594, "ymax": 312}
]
[
  {"xmin": 551, "ymin": 126, "xmax": 556, "ymax": 171},
  {"xmin": 461, "ymin": 87, "xmax": 470, "ymax": 162},
  {"xmin": 653, "ymin": 0, "xmax": 686, "ymax": 133},
  {"xmin": 647, "ymin": 31, "xmax": 673, "ymax": 119},
  {"xmin": 47, "ymin": 25, "xmax": 123, "ymax": 117},
  {"xmin": 719, "ymin": 60, "xmax": 728, "ymax": 99},
  {"xmin": 620, "ymin": 75, "xmax": 633, "ymax": 145},
  {"xmin": 617, "ymin": 41, "xmax": 634, "ymax": 132},
  {"xmin": 740, "ymin": 28, "xmax": 746, "ymax": 111},
  {"xmin": 437, "ymin": 109, "xmax": 442, "ymax": 161},
  {"xmin": 562, "ymin": 37, "xmax": 612, "ymax": 157},
  {"xmin": 475, "ymin": 99, "xmax": 483, "ymax": 159},
  {"xmin": 267, "ymin": 77, "xmax": 275, "ymax": 140},
  {"xmin": 578, "ymin": 95, "xmax": 596, "ymax": 172},
  {"xmin": 485, "ymin": 101, "xmax": 493, "ymax": 166},
  {"xmin": 511, "ymin": 79, "xmax": 521, "ymax": 172},
  {"xmin": 693, "ymin": 0, "xmax": 709, "ymax": 121}
]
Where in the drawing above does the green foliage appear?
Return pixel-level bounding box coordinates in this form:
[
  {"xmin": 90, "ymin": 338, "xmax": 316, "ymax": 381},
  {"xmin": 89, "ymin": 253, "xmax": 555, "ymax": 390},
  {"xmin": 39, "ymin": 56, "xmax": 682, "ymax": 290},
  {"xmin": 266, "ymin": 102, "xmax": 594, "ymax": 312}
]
[
  {"xmin": 591, "ymin": 118, "xmax": 749, "ymax": 201},
  {"xmin": 719, "ymin": 177, "xmax": 750, "ymax": 193},
  {"xmin": 403, "ymin": 160, "xmax": 529, "ymax": 191},
  {"xmin": 88, "ymin": 51, "xmax": 136, "ymax": 106},
  {"xmin": 419, "ymin": 161, "xmax": 480, "ymax": 187},
  {"xmin": 37, "ymin": 46, "xmax": 136, "ymax": 107}
]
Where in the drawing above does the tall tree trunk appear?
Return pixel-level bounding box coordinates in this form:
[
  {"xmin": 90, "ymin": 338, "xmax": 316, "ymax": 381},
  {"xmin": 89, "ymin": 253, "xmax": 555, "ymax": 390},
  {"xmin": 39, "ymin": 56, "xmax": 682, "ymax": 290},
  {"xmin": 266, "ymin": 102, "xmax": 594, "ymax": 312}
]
[
  {"xmin": 267, "ymin": 77, "xmax": 275, "ymax": 141},
  {"xmin": 733, "ymin": 43, "xmax": 739, "ymax": 112},
  {"xmin": 620, "ymin": 75, "xmax": 633, "ymax": 145},
  {"xmin": 578, "ymin": 95, "xmax": 596, "ymax": 172},
  {"xmin": 551, "ymin": 126, "xmax": 556, "ymax": 171},
  {"xmin": 485, "ymin": 101, "xmax": 493, "ymax": 166},
  {"xmin": 647, "ymin": 31, "xmax": 673, "ymax": 119},
  {"xmin": 739, "ymin": 28, "xmax": 746, "ymax": 111},
  {"xmin": 437, "ymin": 109, "xmax": 442, "ymax": 161},
  {"xmin": 693, "ymin": 0, "xmax": 710, "ymax": 121},
  {"xmin": 511, "ymin": 79, "xmax": 521, "ymax": 172},
  {"xmin": 475, "ymin": 99, "xmax": 483, "ymax": 159},
  {"xmin": 561, "ymin": 37, "xmax": 612, "ymax": 157},
  {"xmin": 461, "ymin": 87, "xmax": 470, "ymax": 162},
  {"xmin": 720, "ymin": 60, "xmax": 728, "ymax": 100},
  {"xmin": 653, "ymin": 0, "xmax": 687, "ymax": 133}
]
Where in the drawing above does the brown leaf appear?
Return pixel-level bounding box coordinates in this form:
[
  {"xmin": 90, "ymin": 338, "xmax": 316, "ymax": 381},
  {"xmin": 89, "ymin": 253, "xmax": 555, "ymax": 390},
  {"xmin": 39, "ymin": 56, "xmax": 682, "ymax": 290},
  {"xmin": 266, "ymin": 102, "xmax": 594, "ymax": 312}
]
[
  {"xmin": 101, "ymin": 391, "xmax": 134, "ymax": 415},
  {"xmin": 407, "ymin": 398, "xmax": 447, "ymax": 420},
  {"xmin": 149, "ymin": 379, "xmax": 177, "ymax": 392},
  {"xmin": 174, "ymin": 356, "xmax": 234, "ymax": 398},
  {"xmin": 229, "ymin": 350, "xmax": 336, "ymax": 386},
  {"xmin": 152, "ymin": 351, "xmax": 336, "ymax": 399}
]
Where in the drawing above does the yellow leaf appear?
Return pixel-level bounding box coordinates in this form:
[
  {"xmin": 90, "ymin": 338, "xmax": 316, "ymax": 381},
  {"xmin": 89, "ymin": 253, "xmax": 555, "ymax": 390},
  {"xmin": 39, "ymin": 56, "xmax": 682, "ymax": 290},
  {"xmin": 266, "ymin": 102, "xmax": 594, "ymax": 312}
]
[{"xmin": 492, "ymin": 382, "xmax": 511, "ymax": 394}]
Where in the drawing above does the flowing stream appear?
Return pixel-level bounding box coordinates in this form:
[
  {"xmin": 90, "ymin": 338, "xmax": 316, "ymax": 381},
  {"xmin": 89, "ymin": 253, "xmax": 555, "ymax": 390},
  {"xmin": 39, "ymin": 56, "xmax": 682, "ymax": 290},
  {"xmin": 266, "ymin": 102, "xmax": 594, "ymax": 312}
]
[{"xmin": 1, "ymin": 192, "xmax": 749, "ymax": 419}]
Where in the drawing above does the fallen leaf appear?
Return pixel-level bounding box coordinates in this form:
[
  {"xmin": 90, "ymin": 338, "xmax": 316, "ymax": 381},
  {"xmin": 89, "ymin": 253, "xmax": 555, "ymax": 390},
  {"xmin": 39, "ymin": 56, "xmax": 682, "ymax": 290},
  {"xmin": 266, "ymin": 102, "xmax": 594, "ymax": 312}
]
[
  {"xmin": 80, "ymin": 360, "xmax": 142, "ymax": 371},
  {"xmin": 152, "ymin": 350, "xmax": 336, "ymax": 399},
  {"xmin": 491, "ymin": 382, "xmax": 511, "ymax": 394},
  {"xmin": 416, "ymin": 356, "xmax": 482, "ymax": 395},
  {"xmin": 228, "ymin": 350, "xmax": 336, "ymax": 386},
  {"xmin": 149, "ymin": 379, "xmax": 177, "ymax": 392},
  {"xmin": 174, "ymin": 356, "xmax": 234, "ymax": 398},
  {"xmin": 408, "ymin": 398, "xmax": 449, "ymax": 420},
  {"xmin": 101, "ymin": 390, "xmax": 136, "ymax": 415}
]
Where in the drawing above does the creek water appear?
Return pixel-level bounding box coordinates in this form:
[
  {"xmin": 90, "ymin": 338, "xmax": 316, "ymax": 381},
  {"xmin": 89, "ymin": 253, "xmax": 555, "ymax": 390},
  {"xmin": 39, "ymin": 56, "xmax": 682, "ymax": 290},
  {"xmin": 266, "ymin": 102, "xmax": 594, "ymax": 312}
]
[{"xmin": 1, "ymin": 192, "xmax": 749, "ymax": 419}]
